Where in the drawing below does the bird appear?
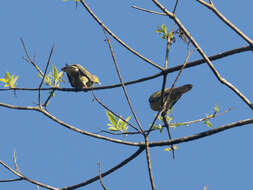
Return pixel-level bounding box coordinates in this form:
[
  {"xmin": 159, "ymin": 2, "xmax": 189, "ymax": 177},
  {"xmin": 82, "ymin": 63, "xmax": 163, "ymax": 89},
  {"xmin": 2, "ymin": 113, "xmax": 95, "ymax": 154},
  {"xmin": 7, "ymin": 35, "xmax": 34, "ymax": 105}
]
[
  {"xmin": 61, "ymin": 64, "xmax": 101, "ymax": 89},
  {"xmin": 149, "ymin": 84, "xmax": 192, "ymax": 111}
]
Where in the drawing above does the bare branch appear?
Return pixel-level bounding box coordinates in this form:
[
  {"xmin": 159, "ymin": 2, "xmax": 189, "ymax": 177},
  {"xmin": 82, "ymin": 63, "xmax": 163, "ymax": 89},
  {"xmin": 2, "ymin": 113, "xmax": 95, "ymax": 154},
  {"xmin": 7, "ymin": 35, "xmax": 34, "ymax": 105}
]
[
  {"xmin": 0, "ymin": 178, "xmax": 23, "ymax": 183},
  {"xmin": 172, "ymin": 0, "xmax": 179, "ymax": 14},
  {"xmin": 197, "ymin": 0, "xmax": 253, "ymax": 45},
  {"xmin": 0, "ymin": 160, "xmax": 57, "ymax": 190},
  {"xmin": 79, "ymin": 0, "xmax": 164, "ymax": 71},
  {"xmin": 61, "ymin": 147, "xmax": 145, "ymax": 190},
  {"xmin": 38, "ymin": 44, "xmax": 55, "ymax": 107},
  {"xmin": 131, "ymin": 5, "xmax": 166, "ymax": 16},
  {"xmin": 152, "ymin": 0, "xmax": 253, "ymax": 110},
  {"xmin": 144, "ymin": 136, "xmax": 156, "ymax": 190},
  {"xmin": 97, "ymin": 162, "xmax": 108, "ymax": 190},
  {"xmin": 20, "ymin": 38, "xmax": 43, "ymax": 76},
  {"xmin": 91, "ymin": 89, "xmax": 140, "ymax": 132},
  {"xmin": 0, "ymin": 102, "xmax": 138, "ymax": 146},
  {"xmin": 13, "ymin": 149, "xmax": 20, "ymax": 173},
  {"xmin": 1, "ymin": 45, "xmax": 250, "ymax": 93},
  {"xmin": 102, "ymin": 29, "xmax": 144, "ymax": 134},
  {"xmin": 148, "ymin": 117, "xmax": 253, "ymax": 147}
]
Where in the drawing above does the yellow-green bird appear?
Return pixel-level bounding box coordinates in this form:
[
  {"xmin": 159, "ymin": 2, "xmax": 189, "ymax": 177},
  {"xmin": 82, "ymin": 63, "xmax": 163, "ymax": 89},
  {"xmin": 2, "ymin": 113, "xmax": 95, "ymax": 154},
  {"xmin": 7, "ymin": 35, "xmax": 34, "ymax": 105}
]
[
  {"xmin": 61, "ymin": 64, "xmax": 101, "ymax": 88},
  {"xmin": 149, "ymin": 84, "xmax": 192, "ymax": 111}
]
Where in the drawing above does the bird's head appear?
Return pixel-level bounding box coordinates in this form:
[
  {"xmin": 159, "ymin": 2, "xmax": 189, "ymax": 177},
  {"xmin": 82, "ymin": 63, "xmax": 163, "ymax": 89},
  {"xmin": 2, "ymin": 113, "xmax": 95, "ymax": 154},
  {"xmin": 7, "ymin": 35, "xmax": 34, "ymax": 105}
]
[
  {"xmin": 61, "ymin": 64, "xmax": 79, "ymax": 74},
  {"xmin": 93, "ymin": 75, "xmax": 101, "ymax": 85}
]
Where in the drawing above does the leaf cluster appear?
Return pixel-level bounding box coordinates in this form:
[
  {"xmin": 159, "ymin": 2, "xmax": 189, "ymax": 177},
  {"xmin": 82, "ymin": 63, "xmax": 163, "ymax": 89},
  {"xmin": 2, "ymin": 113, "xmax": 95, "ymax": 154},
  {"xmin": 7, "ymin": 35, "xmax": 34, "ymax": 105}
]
[
  {"xmin": 38, "ymin": 64, "xmax": 63, "ymax": 88},
  {"xmin": 0, "ymin": 72, "xmax": 19, "ymax": 88},
  {"xmin": 106, "ymin": 110, "xmax": 131, "ymax": 133}
]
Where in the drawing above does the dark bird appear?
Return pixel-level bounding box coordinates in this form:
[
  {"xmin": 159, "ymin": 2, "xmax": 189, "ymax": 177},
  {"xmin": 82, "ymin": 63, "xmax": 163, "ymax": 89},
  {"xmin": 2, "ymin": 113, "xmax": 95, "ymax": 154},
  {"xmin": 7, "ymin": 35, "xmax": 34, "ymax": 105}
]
[
  {"xmin": 61, "ymin": 64, "xmax": 101, "ymax": 89},
  {"xmin": 149, "ymin": 84, "xmax": 192, "ymax": 111}
]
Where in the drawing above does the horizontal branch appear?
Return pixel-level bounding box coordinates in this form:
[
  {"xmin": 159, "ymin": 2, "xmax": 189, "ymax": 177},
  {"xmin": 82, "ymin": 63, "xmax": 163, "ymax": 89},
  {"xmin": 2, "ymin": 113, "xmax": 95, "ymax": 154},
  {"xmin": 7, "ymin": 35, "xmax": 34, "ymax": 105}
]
[
  {"xmin": 0, "ymin": 45, "xmax": 251, "ymax": 93},
  {"xmin": 148, "ymin": 117, "xmax": 253, "ymax": 147},
  {"xmin": 1, "ymin": 102, "xmax": 252, "ymax": 148},
  {"xmin": 0, "ymin": 102, "xmax": 139, "ymax": 147}
]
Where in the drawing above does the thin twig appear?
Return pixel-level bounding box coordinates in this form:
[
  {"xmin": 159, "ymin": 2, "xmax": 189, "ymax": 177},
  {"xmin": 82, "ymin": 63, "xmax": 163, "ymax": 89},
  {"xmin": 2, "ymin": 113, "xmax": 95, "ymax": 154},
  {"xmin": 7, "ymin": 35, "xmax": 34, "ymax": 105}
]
[
  {"xmin": 43, "ymin": 89, "xmax": 56, "ymax": 108},
  {"xmin": 1, "ymin": 45, "xmax": 251, "ymax": 93},
  {"xmin": 162, "ymin": 112, "xmax": 175, "ymax": 159},
  {"xmin": 20, "ymin": 38, "xmax": 43, "ymax": 76},
  {"xmin": 13, "ymin": 149, "xmax": 20, "ymax": 173},
  {"xmin": 152, "ymin": 0, "xmax": 253, "ymax": 110},
  {"xmin": 131, "ymin": 5, "xmax": 166, "ymax": 16},
  {"xmin": 91, "ymin": 90, "xmax": 140, "ymax": 132},
  {"xmin": 61, "ymin": 147, "xmax": 145, "ymax": 190},
  {"xmin": 172, "ymin": 0, "xmax": 179, "ymax": 14},
  {"xmin": 99, "ymin": 107, "xmax": 233, "ymax": 135},
  {"xmin": 79, "ymin": 0, "xmax": 164, "ymax": 71},
  {"xmin": 197, "ymin": 0, "xmax": 253, "ymax": 45},
  {"xmin": 97, "ymin": 162, "xmax": 108, "ymax": 190},
  {"xmin": 0, "ymin": 102, "xmax": 139, "ymax": 146},
  {"xmin": 0, "ymin": 160, "xmax": 57, "ymax": 190},
  {"xmin": 144, "ymin": 136, "xmax": 156, "ymax": 190},
  {"xmin": 102, "ymin": 29, "xmax": 144, "ymax": 134},
  {"xmin": 0, "ymin": 178, "xmax": 23, "ymax": 183},
  {"xmin": 38, "ymin": 45, "xmax": 54, "ymax": 107}
]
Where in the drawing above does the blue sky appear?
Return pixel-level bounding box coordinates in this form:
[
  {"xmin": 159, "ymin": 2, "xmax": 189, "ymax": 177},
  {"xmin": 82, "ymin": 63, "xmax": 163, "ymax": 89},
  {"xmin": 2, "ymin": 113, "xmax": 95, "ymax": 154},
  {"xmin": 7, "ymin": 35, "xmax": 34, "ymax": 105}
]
[{"xmin": 1, "ymin": 1, "xmax": 253, "ymax": 189}]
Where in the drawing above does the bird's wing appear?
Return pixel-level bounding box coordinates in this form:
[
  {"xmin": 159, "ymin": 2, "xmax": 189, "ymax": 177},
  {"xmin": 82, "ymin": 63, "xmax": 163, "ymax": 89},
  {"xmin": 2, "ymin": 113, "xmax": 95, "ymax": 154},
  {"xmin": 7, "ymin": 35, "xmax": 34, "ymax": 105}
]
[
  {"xmin": 66, "ymin": 73, "xmax": 76, "ymax": 88},
  {"xmin": 73, "ymin": 64, "xmax": 91, "ymax": 78}
]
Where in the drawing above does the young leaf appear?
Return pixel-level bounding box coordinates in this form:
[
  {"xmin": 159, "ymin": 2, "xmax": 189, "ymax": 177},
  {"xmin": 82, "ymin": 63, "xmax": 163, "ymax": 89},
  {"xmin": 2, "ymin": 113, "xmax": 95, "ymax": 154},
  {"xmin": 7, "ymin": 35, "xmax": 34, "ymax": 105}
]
[
  {"xmin": 164, "ymin": 146, "xmax": 178, "ymax": 152},
  {"xmin": 53, "ymin": 64, "xmax": 58, "ymax": 81},
  {"xmin": 0, "ymin": 72, "xmax": 19, "ymax": 88},
  {"xmin": 106, "ymin": 110, "xmax": 117, "ymax": 127},
  {"xmin": 204, "ymin": 117, "xmax": 213, "ymax": 128},
  {"xmin": 214, "ymin": 104, "xmax": 219, "ymax": 113},
  {"xmin": 108, "ymin": 127, "xmax": 119, "ymax": 131}
]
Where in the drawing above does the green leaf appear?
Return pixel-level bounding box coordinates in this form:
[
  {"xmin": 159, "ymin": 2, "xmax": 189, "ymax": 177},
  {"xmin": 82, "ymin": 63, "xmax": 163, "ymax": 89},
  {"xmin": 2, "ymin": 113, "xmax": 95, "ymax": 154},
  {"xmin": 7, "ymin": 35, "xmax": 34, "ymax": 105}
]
[
  {"xmin": 0, "ymin": 72, "xmax": 19, "ymax": 88},
  {"xmin": 5, "ymin": 72, "xmax": 10, "ymax": 79},
  {"xmin": 52, "ymin": 64, "xmax": 58, "ymax": 81},
  {"xmin": 214, "ymin": 104, "xmax": 219, "ymax": 113},
  {"xmin": 0, "ymin": 78, "xmax": 7, "ymax": 83},
  {"xmin": 9, "ymin": 75, "xmax": 19, "ymax": 88},
  {"xmin": 164, "ymin": 146, "xmax": 178, "ymax": 152},
  {"xmin": 158, "ymin": 123, "xmax": 163, "ymax": 133},
  {"xmin": 117, "ymin": 117, "xmax": 123, "ymax": 129},
  {"xmin": 57, "ymin": 71, "xmax": 64, "ymax": 81},
  {"xmin": 108, "ymin": 127, "xmax": 119, "ymax": 131},
  {"xmin": 106, "ymin": 110, "xmax": 117, "ymax": 127},
  {"xmin": 151, "ymin": 123, "xmax": 163, "ymax": 132},
  {"xmin": 171, "ymin": 122, "xmax": 183, "ymax": 128},
  {"xmin": 155, "ymin": 24, "xmax": 169, "ymax": 39},
  {"xmin": 204, "ymin": 118, "xmax": 212, "ymax": 128},
  {"xmin": 119, "ymin": 115, "xmax": 131, "ymax": 132},
  {"xmin": 106, "ymin": 111, "xmax": 130, "ymax": 133}
]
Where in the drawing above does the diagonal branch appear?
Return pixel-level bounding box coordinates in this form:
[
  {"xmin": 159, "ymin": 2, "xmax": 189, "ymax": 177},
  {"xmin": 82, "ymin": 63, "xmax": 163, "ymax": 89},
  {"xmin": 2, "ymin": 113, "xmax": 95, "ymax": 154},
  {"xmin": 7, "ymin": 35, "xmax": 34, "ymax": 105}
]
[
  {"xmin": 0, "ymin": 160, "xmax": 57, "ymax": 190},
  {"xmin": 197, "ymin": 0, "xmax": 253, "ymax": 45},
  {"xmin": 91, "ymin": 90, "xmax": 140, "ymax": 132},
  {"xmin": 61, "ymin": 147, "xmax": 145, "ymax": 190},
  {"xmin": 79, "ymin": 0, "xmax": 163, "ymax": 71},
  {"xmin": 20, "ymin": 38, "xmax": 43, "ymax": 76},
  {"xmin": 102, "ymin": 29, "xmax": 144, "ymax": 134},
  {"xmin": 152, "ymin": 0, "xmax": 253, "ymax": 110},
  {"xmin": 0, "ymin": 102, "xmax": 139, "ymax": 146},
  {"xmin": 38, "ymin": 45, "xmax": 54, "ymax": 107}
]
